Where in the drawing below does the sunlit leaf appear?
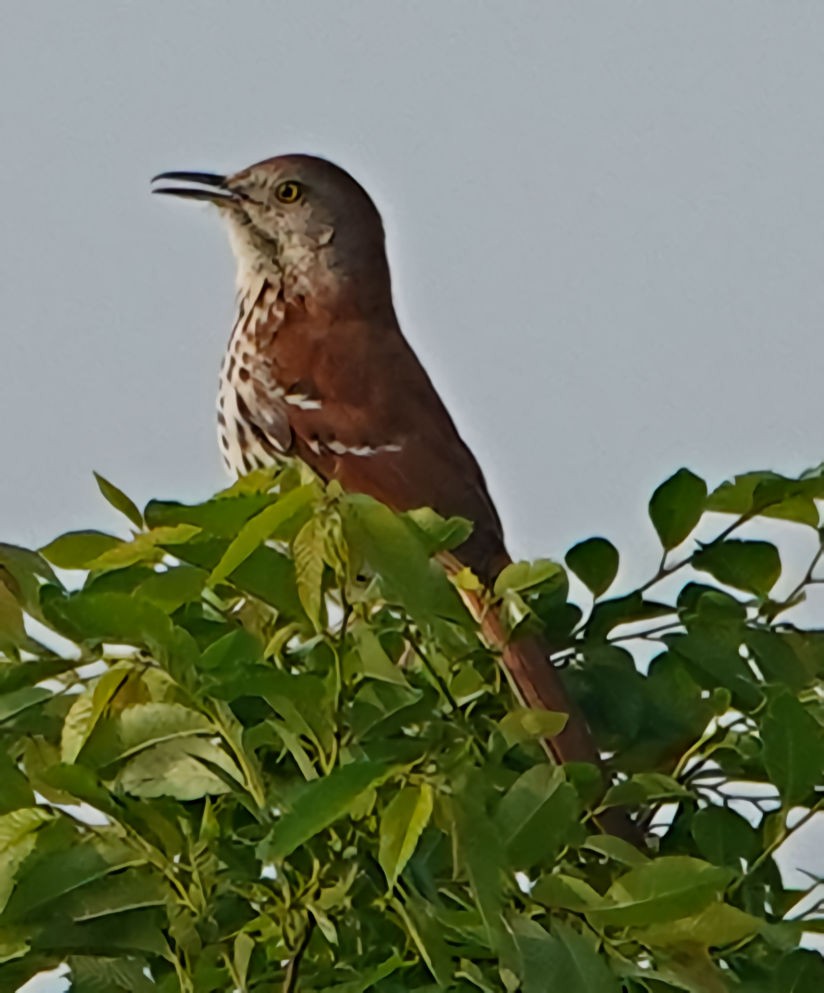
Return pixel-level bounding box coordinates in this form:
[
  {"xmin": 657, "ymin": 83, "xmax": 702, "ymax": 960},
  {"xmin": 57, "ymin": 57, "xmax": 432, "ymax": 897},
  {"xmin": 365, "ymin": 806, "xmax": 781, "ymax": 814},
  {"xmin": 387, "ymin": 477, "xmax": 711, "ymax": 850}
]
[
  {"xmin": 292, "ymin": 515, "xmax": 326, "ymax": 629},
  {"xmin": 40, "ymin": 531, "xmax": 123, "ymax": 569},
  {"xmin": 209, "ymin": 483, "xmax": 319, "ymax": 585},
  {"xmin": 586, "ymin": 857, "xmax": 733, "ymax": 927},
  {"xmin": 379, "ymin": 783, "xmax": 433, "ymax": 887}
]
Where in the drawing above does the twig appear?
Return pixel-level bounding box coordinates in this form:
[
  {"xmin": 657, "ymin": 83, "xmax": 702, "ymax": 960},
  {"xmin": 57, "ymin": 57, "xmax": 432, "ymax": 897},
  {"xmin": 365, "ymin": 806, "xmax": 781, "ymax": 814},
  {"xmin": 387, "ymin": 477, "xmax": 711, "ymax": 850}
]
[{"xmin": 282, "ymin": 916, "xmax": 315, "ymax": 993}]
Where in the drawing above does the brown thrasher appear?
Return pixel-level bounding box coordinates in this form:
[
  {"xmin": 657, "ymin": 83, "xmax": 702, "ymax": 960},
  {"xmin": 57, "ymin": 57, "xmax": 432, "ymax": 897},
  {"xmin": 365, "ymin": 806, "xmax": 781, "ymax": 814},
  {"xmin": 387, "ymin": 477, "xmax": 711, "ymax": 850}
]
[{"xmin": 152, "ymin": 155, "xmax": 634, "ymax": 837}]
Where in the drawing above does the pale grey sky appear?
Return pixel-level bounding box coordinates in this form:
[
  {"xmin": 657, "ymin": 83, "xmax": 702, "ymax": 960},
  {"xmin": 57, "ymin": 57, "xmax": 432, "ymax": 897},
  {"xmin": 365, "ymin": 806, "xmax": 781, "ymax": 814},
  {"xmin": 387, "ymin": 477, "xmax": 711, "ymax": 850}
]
[{"xmin": 3, "ymin": 3, "xmax": 824, "ymax": 988}]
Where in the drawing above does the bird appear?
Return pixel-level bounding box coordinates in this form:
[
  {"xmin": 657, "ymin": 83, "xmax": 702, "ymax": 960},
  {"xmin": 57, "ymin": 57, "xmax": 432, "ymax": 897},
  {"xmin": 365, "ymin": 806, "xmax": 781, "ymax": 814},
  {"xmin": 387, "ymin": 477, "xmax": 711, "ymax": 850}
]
[{"xmin": 152, "ymin": 155, "xmax": 634, "ymax": 836}]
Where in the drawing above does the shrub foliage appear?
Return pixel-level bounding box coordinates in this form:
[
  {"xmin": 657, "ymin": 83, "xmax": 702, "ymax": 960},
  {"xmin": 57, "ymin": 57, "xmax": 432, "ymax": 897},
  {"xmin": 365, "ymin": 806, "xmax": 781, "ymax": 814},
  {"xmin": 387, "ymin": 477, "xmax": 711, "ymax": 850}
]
[{"xmin": 0, "ymin": 462, "xmax": 823, "ymax": 992}]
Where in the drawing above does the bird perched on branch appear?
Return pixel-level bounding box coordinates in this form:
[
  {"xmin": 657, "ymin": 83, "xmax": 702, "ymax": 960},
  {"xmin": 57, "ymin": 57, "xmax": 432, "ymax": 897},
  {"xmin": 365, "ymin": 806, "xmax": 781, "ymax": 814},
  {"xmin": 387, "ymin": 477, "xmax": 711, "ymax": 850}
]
[{"xmin": 152, "ymin": 155, "xmax": 636, "ymax": 839}]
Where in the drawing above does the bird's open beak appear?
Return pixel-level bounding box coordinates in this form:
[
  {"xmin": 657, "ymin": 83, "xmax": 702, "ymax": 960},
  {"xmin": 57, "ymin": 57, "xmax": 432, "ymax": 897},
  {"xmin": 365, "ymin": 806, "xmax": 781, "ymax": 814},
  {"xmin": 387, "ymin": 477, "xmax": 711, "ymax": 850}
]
[{"xmin": 151, "ymin": 171, "xmax": 238, "ymax": 204}]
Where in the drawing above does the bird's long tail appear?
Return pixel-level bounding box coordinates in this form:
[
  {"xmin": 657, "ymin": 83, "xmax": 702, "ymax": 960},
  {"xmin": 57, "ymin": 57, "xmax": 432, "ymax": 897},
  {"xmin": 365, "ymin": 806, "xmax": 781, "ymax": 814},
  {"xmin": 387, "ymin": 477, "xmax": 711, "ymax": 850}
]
[{"xmin": 441, "ymin": 555, "xmax": 642, "ymax": 844}]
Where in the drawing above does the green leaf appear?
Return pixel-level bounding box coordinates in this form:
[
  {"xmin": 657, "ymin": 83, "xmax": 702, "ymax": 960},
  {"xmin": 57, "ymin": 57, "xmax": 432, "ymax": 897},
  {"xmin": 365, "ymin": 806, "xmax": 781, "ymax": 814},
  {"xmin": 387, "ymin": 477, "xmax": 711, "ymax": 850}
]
[
  {"xmin": 0, "ymin": 686, "xmax": 53, "ymax": 724},
  {"xmin": 93, "ymin": 472, "xmax": 143, "ymax": 529},
  {"xmin": 66, "ymin": 955, "xmax": 156, "ymax": 993},
  {"xmin": 349, "ymin": 622, "xmax": 409, "ymax": 686},
  {"xmin": 5, "ymin": 840, "xmax": 137, "ymax": 921},
  {"xmin": 0, "ymin": 581, "xmax": 25, "ymax": 650},
  {"xmin": 324, "ymin": 953, "xmax": 404, "ymax": 993},
  {"xmin": 531, "ymin": 873, "xmax": 603, "ymax": 911},
  {"xmin": 493, "ymin": 558, "xmax": 564, "ymax": 596},
  {"xmin": 649, "ymin": 468, "xmax": 707, "ymax": 550},
  {"xmin": 88, "ymin": 524, "xmax": 200, "ymax": 571},
  {"xmin": 61, "ymin": 667, "xmax": 130, "ymax": 763},
  {"xmin": 586, "ymin": 857, "xmax": 732, "ymax": 927},
  {"xmin": 502, "ymin": 917, "xmax": 619, "ymax": 993},
  {"xmin": 0, "ymin": 542, "xmax": 61, "ymax": 617},
  {"xmin": 40, "ymin": 531, "xmax": 123, "ymax": 569},
  {"xmin": 776, "ymin": 950, "xmax": 824, "ymax": 993},
  {"xmin": 601, "ymin": 772, "xmax": 693, "ymax": 808},
  {"xmin": 266, "ymin": 761, "xmax": 390, "ymax": 859},
  {"xmin": 342, "ymin": 493, "xmax": 464, "ymax": 627},
  {"xmin": 0, "ymin": 808, "xmax": 53, "ymax": 913},
  {"xmin": 208, "ymin": 483, "xmax": 318, "ymax": 585},
  {"xmin": 31, "ymin": 908, "xmax": 167, "ymax": 957},
  {"xmin": 144, "ymin": 491, "xmax": 276, "ymax": 535},
  {"xmin": 585, "ymin": 593, "xmax": 674, "ymax": 640},
  {"xmin": 581, "ymin": 835, "xmax": 650, "ymax": 867},
  {"xmin": 497, "ymin": 707, "xmax": 568, "ymax": 747},
  {"xmin": 199, "ymin": 628, "xmax": 263, "ymax": 673},
  {"xmin": 41, "ymin": 590, "xmax": 197, "ymax": 676},
  {"xmin": 0, "ymin": 752, "xmax": 35, "ymax": 813},
  {"xmin": 707, "ymin": 470, "xmax": 823, "ymax": 528},
  {"xmin": 761, "ymin": 692, "xmax": 824, "ymax": 805},
  {"xmin": 117, "ymin": 738, "xmax": 243, "ymax": 800},
  {"xmin": 108, "ymin": 702, "xmax": 214, "ymax": 762},
  {"xmin": 494, "ymin": 765, "xmax": 578, "ymax": 868},
  {"xmin": 635, "ymin": 901, "xmax": 762, "ymax": 950},
  {"xmin": 452, "ymin": 779, "xmax": 506, "ymax": 947},
  {"xmin": 379, "ymin": 783, "xmax": 434, "ymax": 887},
  {"xmin": 565, "ymin": 537, "xmax": 619, "ymax": 597},
  {"xmin": 134, "ymin": 565, "xmax": 206, "ymax": 612},
  {"xmin": 691, "ymin": 806, "xmax": 760, "ymax": 867},
  {"xmin": 404, "ymin": 507, "xmax": 473, "ymax": 554},
  {"xmin": 292, "ymin": 515, "xmax": 327, "ymax": 629},
  {"xmin": 693, "ymin": 539, "xmax": 781, "ymax": 596}
]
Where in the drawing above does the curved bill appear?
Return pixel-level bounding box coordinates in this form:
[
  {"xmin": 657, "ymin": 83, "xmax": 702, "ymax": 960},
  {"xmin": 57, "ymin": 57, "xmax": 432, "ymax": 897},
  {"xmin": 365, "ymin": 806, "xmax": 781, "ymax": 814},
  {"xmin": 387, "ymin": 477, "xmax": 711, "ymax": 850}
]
[{"xmin": 151, "ymin": 171, "xmax": 236, "ymax": 203}]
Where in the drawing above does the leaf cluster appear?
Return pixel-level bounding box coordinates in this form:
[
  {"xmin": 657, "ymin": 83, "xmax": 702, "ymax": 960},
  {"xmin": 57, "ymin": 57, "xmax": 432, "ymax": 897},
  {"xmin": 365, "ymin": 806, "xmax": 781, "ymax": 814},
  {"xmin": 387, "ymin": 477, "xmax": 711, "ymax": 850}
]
[{"xmin": 0, "ymin": 464, "xmax": 822, "ymax": 991}]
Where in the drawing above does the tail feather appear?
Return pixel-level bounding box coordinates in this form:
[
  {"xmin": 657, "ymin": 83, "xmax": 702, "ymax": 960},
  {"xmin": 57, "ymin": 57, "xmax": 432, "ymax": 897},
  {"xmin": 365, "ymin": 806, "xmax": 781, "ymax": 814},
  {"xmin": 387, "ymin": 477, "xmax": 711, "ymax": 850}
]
[{"xmin": 442, "ymin": 555, "xmax": 643, "ymax": 845}]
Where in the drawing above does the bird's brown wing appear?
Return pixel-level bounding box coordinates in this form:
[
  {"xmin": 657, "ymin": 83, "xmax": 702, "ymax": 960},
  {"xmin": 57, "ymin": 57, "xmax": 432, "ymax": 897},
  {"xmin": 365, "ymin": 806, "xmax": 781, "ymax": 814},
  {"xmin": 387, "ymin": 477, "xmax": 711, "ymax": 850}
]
[{"xmin": 243, "ymin": 301, "xmax": 509, "ymax": 581}]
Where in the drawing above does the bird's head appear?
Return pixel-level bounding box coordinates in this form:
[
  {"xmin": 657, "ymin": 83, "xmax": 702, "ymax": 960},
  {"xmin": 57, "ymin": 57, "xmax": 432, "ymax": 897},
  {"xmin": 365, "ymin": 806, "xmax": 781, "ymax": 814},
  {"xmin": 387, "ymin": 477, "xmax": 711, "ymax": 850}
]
[{"xmin": 152, "ymin": 154, "xmax": 391, "ymax": 309}]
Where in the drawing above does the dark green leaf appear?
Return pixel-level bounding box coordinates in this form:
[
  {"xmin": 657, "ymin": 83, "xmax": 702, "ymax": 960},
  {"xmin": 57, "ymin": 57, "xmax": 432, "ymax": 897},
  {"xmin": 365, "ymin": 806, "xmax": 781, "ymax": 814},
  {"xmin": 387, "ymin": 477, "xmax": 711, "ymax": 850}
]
[
  {"xmin": 761, "ymin": 692, "xmax": 824, "ymax": 805},
  {"xmin": 565, "ymin": 537, "xmax": 619, "ymax": 596},
  {"xmin": 144, "ymin": 492, "xmax": 276, "ymax": 536},
  {"xmin": 265, "ymin": 761, "xmax": 390, "ymax": 859},
  {"xmin": 691, "ymin": 806, "xmax": 759, "ymax": 867},
  {"xmin": 776, "ymin": 949, "xmax": 824, "ymax": 993},
  {"xmin": 649, "ymin": 468, "xmax": 707, "ymax": 550},
  {"xmin": 693, "ymin": 539, "xmax": 781, "ymax": 596},
  {"xmin": 586, "ymin": 593, "xmax": 674, "ymax": 640},
  {"xmin": 494, "ymin": 765, "xmax": 578, "ymax": 868},
  {"xmin": 502, "ymin": 918, "xmax": 619, "ymax": 993},
  {"xmin": 452, "ymin": 779, "xmax": 505, "ymax": 948},
  {"xmin": 342, "ymin": 493, "xmax": 464, "ymax": 627}
]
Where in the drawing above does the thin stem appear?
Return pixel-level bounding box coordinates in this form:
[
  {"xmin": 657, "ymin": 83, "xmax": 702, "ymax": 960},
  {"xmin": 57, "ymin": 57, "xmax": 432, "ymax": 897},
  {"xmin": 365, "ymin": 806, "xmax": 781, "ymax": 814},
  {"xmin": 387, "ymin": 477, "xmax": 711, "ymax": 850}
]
[
  {"xmin": 728, "ymin": 799, "xmax": 823, "ymax": 897},
  {"xmin": 282, "ymin": 916, "xmax": 315, "ymax": 993},
  {"xmin": 638, "ymin": 510, "xmax": 758, "ymax": 596}
]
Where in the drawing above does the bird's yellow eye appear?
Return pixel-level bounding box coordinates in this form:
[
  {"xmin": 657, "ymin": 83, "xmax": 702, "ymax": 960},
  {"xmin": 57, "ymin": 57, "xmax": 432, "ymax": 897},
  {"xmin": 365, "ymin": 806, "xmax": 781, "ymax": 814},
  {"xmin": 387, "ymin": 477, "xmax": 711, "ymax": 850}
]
[{"xmin": 275, "ymin": 180, "xmax": 303, "ymax": 204}]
